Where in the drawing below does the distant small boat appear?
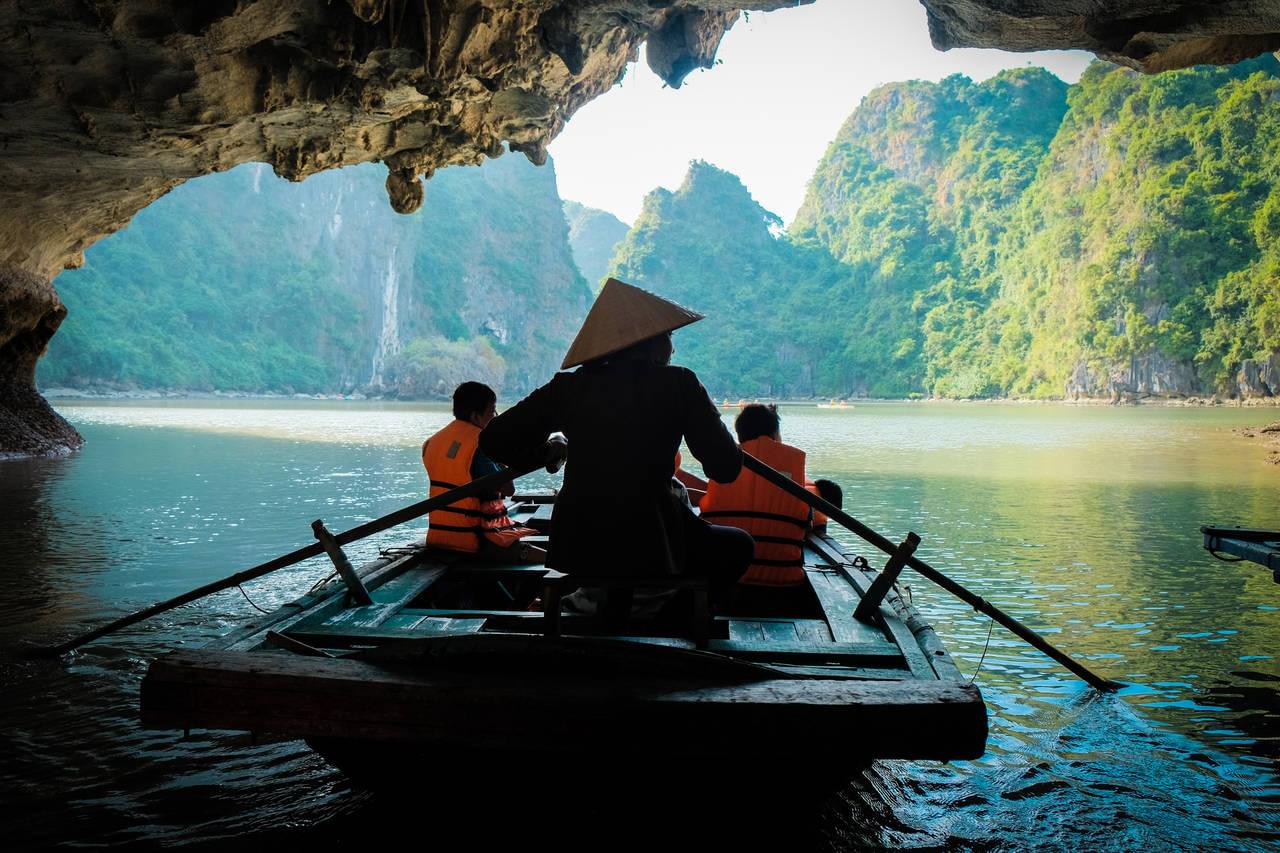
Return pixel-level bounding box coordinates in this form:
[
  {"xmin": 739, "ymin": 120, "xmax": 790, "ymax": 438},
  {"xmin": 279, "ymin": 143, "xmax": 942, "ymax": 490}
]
[{"xmin": 817, "ymin": 399, "xmax": 852, "ymax": 409}]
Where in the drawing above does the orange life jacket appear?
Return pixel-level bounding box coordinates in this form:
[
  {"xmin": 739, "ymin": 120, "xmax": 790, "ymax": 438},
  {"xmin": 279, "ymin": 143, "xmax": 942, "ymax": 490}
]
[
  {"xmin": 805, "ymin": 480, "xmax": 828, "ymax": 527},
  {"xmin": 700, "ymin": 436, "xmax": 810, "ymax": 587},
  {"xmin": 422, "ymin": 419, "xmax": 531, "ymax": 553}
]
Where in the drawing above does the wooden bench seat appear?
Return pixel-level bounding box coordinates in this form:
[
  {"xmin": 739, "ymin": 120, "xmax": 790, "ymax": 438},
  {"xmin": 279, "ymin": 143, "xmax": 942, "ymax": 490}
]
[{"xmin": 541, "ymin": 571, "xmax": 711, "ymax": 648}]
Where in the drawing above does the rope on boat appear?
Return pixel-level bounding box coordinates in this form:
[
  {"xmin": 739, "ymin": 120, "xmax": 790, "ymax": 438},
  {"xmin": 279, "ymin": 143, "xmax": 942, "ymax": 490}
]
[
  {"xmin": 1208, "ymin": 548, "xmax": 1245, "ymax": 562},
  {"xmin": 308, "ymin": 570, "xmax": 339, "ymax": 593},
  {"xmin": 967, "ymin": 617, "xmax": 996, "ymax": 686},
  {"xmin": 236, "ymin": 583, "xmax": 271, "ymax": 614}
]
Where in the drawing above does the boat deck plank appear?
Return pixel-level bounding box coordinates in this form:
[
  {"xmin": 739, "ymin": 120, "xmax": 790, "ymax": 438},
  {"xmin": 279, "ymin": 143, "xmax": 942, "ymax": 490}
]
[
  {"xmin": 705, "ymin": 639, "xmax": 908, "ymax": 666},
  {"xmin": 833, "ymin": 563, "xmax": 938, "ymax": 681},
  {"xmin": 727, "ymin": 618, "xmax": 834, "ymax": 644},
  {"xmin": 368, "ymin": 565, "xmax": 446, "ymax": 605},
  {"xmin": 288, "ymin": 617, "xmax": 488, "ymax": 645},
  {"xmin": 803, "ymin": 539, "xmax": 939, "ymax": 681},
  {"xmin": 221, "ymin": 550, "xmax": 426, "ymax": 652},
  {"xmin": 769, "ymin": 663, "xmax": 912, "ymax": 680},
  {"xmin": 805, "ymin": 568, "xmax": 889, "ymax": 645},
  {"xmin": 304, "ymin": 565, "xmax": 447, "ymax": 630}
]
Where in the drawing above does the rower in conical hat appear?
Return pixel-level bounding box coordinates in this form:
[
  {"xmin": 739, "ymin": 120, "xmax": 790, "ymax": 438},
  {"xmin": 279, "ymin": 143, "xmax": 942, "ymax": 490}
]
[
  {"xmin": 477, "ymin": 276, "xmax": 753, "ymax": 610},
  {"xmin": 561, "ymin": 278, "xmax": 704, "ymax": 369}
]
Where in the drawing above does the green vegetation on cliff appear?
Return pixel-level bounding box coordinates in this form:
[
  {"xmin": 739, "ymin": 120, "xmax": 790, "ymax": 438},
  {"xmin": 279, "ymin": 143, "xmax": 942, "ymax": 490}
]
[
  {"xmin": 612, "ymin": 60, "xmax": 1280, "ymax": 399},
  {"xmin": 986, "ymin": 58, "xmax": 1280, "ymax": 397},
  {"xmin": 609, "ymin": 161, "xmax": 920, "ymax": 397},
  {"xmin": 39, "ymin": 60, "xmax": 1280, "ymax": 401},
  {"xmin": 40, "ymin": 154, "xmax": 590, "ymax": 396}
]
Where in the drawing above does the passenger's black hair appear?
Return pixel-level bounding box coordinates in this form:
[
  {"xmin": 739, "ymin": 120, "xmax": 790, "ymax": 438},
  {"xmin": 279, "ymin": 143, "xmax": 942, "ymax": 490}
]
[
  {"xmin": 814, "ymin": 479, "xmax": 843, "ymax": 509},
  {"xmin": 735, "ymin": 403, "xmax": 780, "ymax": 443},
  {"xmin": 453, "ymin": 381, "xmax": 496, "ymax": 421}
]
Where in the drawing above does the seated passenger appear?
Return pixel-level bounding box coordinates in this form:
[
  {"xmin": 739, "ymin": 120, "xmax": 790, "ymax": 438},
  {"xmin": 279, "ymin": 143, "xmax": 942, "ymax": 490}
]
[
  {"xmin": 700, "ymin": 404, "xmax": 818, "ymax": 616},
  {"xmin": 479, "ymin": 278, "xmax": 752, "ymax": 615},
  {"xmin": 422, "ymin": 381, "xmax": 541, "ymax": 560},
  {"xmin": 806, "ymin": 478, "xmax": 843, "ymax": 535}
]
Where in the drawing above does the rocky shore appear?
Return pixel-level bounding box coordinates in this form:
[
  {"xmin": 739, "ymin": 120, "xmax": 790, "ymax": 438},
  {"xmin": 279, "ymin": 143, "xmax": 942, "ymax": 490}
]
[{"xmin": 1232, "ymin": 422, "xmax": 1280, "ymax": 466}]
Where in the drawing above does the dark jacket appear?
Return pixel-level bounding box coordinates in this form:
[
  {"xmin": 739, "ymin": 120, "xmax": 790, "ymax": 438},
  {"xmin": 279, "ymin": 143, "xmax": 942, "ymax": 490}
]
[{"xmin": 479, "ymin": 360, "xmax": 741, "ymax": 576}]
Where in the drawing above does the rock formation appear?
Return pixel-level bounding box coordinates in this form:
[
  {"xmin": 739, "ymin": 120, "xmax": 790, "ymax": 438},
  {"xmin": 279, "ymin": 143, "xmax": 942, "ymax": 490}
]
[
  {"xmin": 1064, "ymin": 353, "xmax": 1202, "ymax": 402},
  {"xmin": 1238, "ymin": 353, "xmax": 1280, "ymax": 399},
  {"xmin": 0, "ymin": 263, "xmax": 83, "ymax": 456},
  {"xmin": 923, "ymin": 1, "xmax": 1280, "ymax": 73},
  {"xmin": 5, "ymin": 0, "xmax": 1280, "ymax": 455},
  {"xmin": 0, "ymin": 0, "xmax": 800, "ymax": 455}
]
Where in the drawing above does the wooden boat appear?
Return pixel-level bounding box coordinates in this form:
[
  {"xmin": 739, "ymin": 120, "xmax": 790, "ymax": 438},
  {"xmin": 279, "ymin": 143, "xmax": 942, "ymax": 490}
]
[{"xmin": 140, "ymin": 493, "xmax": 986, "ymax": 781}]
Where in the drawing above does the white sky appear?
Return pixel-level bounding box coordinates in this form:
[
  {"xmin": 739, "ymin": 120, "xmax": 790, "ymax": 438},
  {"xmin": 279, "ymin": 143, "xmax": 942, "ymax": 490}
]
[{"xmin": 548, "ymin": 1, "xmax": 1093, "ymax": 226}]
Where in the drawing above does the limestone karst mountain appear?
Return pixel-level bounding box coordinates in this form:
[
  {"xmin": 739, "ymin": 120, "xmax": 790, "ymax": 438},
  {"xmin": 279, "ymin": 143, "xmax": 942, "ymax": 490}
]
[
  {"xmin": 609, "ymin": 160, "xmax": 894, "ymax": 399},
  {"xmin": 40, "ymin": 155, "xmax": 591, "ymax": 398},
  {"xmin": 613, "ymin": 60, "xmax": 1280, "ymax": 401},
  {"xmin": 562, "ymin": 201, "xmax": 631, "ymax": 290},
  {"xmin": 31, "ymin": 59, "xmax": 1280, "ymax": 405}
]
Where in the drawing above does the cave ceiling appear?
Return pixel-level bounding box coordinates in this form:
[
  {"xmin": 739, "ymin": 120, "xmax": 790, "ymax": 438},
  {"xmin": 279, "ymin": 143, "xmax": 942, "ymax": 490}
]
[
  {"xmin": 2, "ymin": 1, "xmax": 1280, "ymax": 456},
  {"xmin": 3, "ymin": 1, "xmax": 1280, "ymax": 281},
  {"xmin": 925, "ymin": 1, "xmax": 1280, "ymax": 73}
]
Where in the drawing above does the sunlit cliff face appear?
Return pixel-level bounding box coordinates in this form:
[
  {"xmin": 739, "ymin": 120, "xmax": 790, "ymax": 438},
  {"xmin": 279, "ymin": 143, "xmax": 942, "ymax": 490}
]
[{"xmin": 3, "ymin": 0, "xmax": 1280, "ymax": 456}]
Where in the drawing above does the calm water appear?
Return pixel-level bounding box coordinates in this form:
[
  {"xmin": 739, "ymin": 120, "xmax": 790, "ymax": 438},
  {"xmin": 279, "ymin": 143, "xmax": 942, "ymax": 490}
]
[{"xmin": 1, "ymin": 400, "xmax": 1277, "ymax": 849}]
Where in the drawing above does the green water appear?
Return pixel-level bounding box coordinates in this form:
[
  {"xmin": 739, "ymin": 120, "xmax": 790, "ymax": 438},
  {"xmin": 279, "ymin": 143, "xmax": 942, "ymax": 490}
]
[{"xmin": 1, "ymin": 400, "xmax": 1277, "ymax": 848}]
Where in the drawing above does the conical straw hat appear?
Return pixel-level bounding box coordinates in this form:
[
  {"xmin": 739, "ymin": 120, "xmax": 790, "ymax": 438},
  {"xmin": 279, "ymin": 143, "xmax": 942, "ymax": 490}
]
[{"xmin": 561, "ymin": 278, "xmax": 704, "ymax": 369}]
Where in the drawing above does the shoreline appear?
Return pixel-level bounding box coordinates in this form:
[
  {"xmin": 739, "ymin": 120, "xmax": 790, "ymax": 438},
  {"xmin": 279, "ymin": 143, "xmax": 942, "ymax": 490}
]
[
  {"xmin": 1232, "ymin": 422, "xmax": 1280, "ymax": 465},
  {"xmin": 40, "ymin": 387, "xmax": 424, "ymax": 403},
  {"xmin": 40, "ymin": 386, "xmax": 1280, "ymax": 408}
]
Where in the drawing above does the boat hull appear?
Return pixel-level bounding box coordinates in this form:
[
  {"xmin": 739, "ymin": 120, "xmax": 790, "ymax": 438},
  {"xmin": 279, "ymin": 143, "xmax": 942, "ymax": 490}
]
[
  {"xmin": 140, "ymin": 501, "xmax": 989, "ymax": 776},
  {"xmin": 141, "ymin": 646, "xmax": 986, "ymax": 762}
]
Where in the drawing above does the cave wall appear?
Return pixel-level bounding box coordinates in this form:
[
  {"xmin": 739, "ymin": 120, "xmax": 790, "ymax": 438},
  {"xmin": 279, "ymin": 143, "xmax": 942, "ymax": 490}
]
[{"xmin": 0, "ymin": 263, "xmax": 82, "ymax": 456}]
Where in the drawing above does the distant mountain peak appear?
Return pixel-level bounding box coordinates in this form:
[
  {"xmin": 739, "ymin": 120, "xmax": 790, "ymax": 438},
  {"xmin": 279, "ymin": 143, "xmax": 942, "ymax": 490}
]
[{"xmin": 562, "ymin": 200, "xmax": 631, "ymax": 290}]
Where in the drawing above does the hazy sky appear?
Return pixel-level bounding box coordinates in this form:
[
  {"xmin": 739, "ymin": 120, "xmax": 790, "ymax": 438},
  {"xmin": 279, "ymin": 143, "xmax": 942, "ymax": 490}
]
[{"xmin": 548, "ymin": 1, "xmax": 1093, "ymax": 226}]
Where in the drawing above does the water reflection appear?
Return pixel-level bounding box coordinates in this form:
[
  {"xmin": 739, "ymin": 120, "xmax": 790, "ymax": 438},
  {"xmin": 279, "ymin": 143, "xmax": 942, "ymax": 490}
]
[
  {"xmin": 1, "ymin": 400, "xmax": 1277, "ymax": 848},
  {"xmin": 0, "ymin": 453, "xmax": 103, "ymax": 638}
]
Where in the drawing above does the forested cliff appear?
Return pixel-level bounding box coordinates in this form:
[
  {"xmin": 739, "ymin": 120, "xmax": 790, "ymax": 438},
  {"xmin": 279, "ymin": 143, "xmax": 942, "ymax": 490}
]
[
  {"xmin": 613, "ymin": 58, "xmax": 1280, "ymax": 400},
  {"xmin": 40, "ymin": 155, "xmax": 591, "ymax": 397},
  {"xmin": 39, "ymin": 59, "xmax": 1280, "ymax": 401}
]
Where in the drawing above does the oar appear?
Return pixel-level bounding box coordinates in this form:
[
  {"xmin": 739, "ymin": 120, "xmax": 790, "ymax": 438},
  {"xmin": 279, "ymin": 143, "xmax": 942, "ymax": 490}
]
[
  {"xmin": 37, "ymin": 463, "xmax": 539, "ymax": 656},
  {"xmin": 740, "ymin": 451, "xmax": 1121, "ymax": 692}
]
